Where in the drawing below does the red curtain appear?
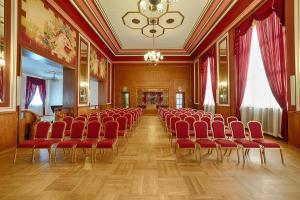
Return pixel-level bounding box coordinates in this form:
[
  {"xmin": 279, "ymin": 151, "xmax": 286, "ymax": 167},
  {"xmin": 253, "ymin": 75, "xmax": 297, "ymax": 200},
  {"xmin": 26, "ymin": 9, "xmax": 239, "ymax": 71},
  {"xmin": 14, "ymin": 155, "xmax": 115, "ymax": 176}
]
[
  {"xmin": 0, "ymin": 67, "xmax": 3, "ymax": 101},
  {"xmin": 235, "ymin": 28, "xmax": 253, "ymax": 120},
  {"xmin": 256, "ymin": 12, "xmax": 287, "ymax": 140},
  {"xmin": 25, "ymin": 76, "xmax": 47, "ymax": 115}
]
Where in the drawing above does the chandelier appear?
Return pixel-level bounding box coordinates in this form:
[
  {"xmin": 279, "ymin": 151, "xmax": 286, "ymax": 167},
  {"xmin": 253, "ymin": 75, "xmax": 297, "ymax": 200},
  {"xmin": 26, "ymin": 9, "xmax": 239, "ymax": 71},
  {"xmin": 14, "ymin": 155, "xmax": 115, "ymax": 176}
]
[
  {"xmin": 140, "ymin": 0, "xmax": 178, "ymax": 13},
  {"xmin": 144, "ymin": 34, "xmax": 163, "ymax": 65}
]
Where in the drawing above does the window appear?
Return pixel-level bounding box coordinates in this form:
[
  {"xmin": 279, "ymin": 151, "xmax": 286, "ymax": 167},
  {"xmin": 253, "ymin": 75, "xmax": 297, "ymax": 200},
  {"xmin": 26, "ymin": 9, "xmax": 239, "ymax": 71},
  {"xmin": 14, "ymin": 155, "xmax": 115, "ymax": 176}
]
[
  {"xmin": 241, "ymin": 27, "xmax": 280, "ymax": 109},
  {"xmin": 30, "ymin": 87, "xmax": 43, "ymax": 106},
  {"xmin": 176, "ymin": 92, "xmax": 184, "ymax": 109},
  {"xmin": 203, "ymin": 61, "xmax": 215, "ymax": 106}
]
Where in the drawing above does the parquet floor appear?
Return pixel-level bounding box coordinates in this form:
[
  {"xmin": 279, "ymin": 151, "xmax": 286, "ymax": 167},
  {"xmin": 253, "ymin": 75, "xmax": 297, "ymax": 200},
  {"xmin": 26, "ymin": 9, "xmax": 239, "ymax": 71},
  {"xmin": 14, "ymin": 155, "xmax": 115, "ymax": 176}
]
[{"xmin": 1, "ymin": 116, "xmax": 300, "ymax": 200}]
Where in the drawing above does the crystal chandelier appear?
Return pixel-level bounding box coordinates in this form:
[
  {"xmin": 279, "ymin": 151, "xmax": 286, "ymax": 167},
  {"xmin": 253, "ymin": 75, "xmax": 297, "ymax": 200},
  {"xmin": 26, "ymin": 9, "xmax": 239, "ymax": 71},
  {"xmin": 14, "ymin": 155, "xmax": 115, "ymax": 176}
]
[
  {"xmin": 144, "ymin": 34, "xmax": 163, "ymax": 65},
  {"xmin": 140, "ymin": 0, "xmax": 178, "ymax": 13}
]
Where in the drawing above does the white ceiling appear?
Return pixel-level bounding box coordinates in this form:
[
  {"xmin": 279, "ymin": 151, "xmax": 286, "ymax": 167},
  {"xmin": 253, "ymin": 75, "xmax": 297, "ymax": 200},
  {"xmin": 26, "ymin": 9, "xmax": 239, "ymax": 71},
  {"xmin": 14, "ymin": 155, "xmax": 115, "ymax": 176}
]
[
  {"xmin": 96, "ymin": 0, "xmax": 210, "ymax": 49},
  {"xmin": 22, "ymin": 50, "xmax": 63, "ymax": 80}
]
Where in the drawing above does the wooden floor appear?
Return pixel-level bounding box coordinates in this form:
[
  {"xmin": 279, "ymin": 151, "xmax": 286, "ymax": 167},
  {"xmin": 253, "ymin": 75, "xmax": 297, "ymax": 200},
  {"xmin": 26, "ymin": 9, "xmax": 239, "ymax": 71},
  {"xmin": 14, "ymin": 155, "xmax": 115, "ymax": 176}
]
[{"xmin": 1, "ymin": 116, "xmax": 300, "ymax": 200}]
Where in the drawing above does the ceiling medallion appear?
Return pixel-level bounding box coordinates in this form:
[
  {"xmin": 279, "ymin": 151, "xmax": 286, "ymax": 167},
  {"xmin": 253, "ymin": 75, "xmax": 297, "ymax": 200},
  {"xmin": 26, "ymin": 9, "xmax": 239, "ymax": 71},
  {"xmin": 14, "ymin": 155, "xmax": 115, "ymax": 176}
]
[{"xmin": 122, "ymin": 0, "xmax": 184, "ymax": 38}]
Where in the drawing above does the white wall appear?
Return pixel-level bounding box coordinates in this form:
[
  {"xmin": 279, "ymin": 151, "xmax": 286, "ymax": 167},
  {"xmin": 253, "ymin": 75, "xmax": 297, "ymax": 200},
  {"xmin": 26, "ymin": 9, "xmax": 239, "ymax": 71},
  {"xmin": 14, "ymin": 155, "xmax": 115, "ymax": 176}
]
[{"xmin": 90, "ymin": 79, "xmax": 99, "ymax": 106}]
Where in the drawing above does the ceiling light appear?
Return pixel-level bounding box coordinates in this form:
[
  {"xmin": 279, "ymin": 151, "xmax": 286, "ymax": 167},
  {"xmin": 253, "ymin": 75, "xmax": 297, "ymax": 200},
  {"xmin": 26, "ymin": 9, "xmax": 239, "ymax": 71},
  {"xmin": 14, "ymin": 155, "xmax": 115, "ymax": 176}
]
[{"xmin": 144, "ymin": 33, "xmax": 163, "ymax": 65}]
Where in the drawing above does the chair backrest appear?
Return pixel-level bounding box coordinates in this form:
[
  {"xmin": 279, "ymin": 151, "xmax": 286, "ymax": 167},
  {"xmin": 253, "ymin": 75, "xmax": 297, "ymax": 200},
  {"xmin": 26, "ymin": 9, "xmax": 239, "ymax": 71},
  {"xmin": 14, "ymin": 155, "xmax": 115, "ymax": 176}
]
[
  {"xmin": 227, "ymin": 116, "xmax": 238, "ymax": 126},
  {"xmin": 112, "ymin": 114, "xmax": 121, "ymax": 120},
  {"xmin": 191, "ymin": 114, "xmax": 200, "ymax": 121},
  {"xmin": 201, "ymin": 116, "xmax": 211, "ymax": 130},
  {"xmin": 175, "ymin": 121, "xmax": 189, "ymax": 139},
  {"xmin": 50, "ymin": 121, "xmax": 66, "ymax": 139},
  {"xmin": 194, "ymin": 121, "xmax": 209, "ymax": 139},
  {"xmin": 170, "ymin": 116, "xmax": 180, "ymax": 131},
  {"xmin": 213, "ymin": 116, "xmax": 224, "ymax": 122},
  {"xmin": 102, "ymin": 116, "xmax": 114, "ymax": 125},
  {"xmin": 124, "ymin": 113, "xmax": 132, "ymax": 124},
  {"xmin": 79, "ymin": 114, "xmax": 88, "ymax": 118},
  {"xmin": 104, "ymin": 121, "xmax": 119, "ymax": 139},
  {"xmin": 184, "ymin": 116, "xmax": 196, "ymax": 131},
  {"xmin": 211, "ymin": 121, "xmax": 225, "ymax": 139},
  {"xmin": 75, "ymin": 116, "xmax": 86, "ymax": 122},
  {"xmin": 230, "ymin": 121, "xmax": 246, "ymax": 139},
  {"xmin": 166, "ymin": 114, "xmax": 173, "ymax": 126},
  {"xmin": 116, "ymin": 116, "xmax": 127, "ymax": 131},
  {"xmin": 63, "ymin": 116, "xmax": 73, "ymax": 131},
  {"xmin": 88, "ymin": 116, "xmax": 98, "ymax": 122},
  {"xmin": 100, "ymin": 113, "xmax": 108, "ymax": 121},
  {"xmin": 70, "ymin": 121, "xmax": 85, "ymax": 139},
  {"xmin": 179, "ymin": 114, "xmax": 187, "ymax": 120},
  {"xmin": 248, "ymin": 121, "xmax": 264, "ymax": 139},
  {"xmin": 34, "ymin": 121, "xmax": 51, "ymax": 139},
  {"xmin": 86, "ymin": 121, "xmax": 101, "ymax": 139}
]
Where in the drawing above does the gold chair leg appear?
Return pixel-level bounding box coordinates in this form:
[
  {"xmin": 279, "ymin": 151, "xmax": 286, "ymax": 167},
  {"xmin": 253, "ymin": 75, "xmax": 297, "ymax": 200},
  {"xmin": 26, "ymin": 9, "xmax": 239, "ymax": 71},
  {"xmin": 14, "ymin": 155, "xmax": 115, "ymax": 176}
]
[
  {"xmin": 13, "ymin": 148, "xmax": 17, "ymax": 164},
  {"xmin": 54, "ymin": 148, "xmax": 57, "ymax": 163},
  {"xmin": 48, "ymin": 148, "xmax": 51, "ymax": 163},
  {"xmin": 31, "ymin": 149, "xmax": 36, "ymax": 163},
  {"xmin": 280, "ymin": 148, "xmax": 284, "ymax": 164},
  {"xmin": 259, "ymin": 148, "xmax": 263, "ymax": 165},
  {"xmin": 220, "ymin": 147, "xmax": 223, "ymax": 162},
  {"xmin": 242, "ymin": 148, "xmax": 245, "ymax": 166},
  {"xmin": 263, "ymin": 149, "xmax": 267, "ymax": 164}
]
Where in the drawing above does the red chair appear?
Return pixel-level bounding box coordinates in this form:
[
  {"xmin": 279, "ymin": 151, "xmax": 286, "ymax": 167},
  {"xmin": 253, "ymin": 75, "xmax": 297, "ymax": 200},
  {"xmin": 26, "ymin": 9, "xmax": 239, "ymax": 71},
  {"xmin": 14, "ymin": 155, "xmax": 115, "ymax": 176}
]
[
  {"xmin": 175, "ymin": 121, "xmax": 196, "ymax": 156},
  {"xmin": 225, "ymin": 116, "xmax": 238, "ymax": 137},
  {"xmin": 63, "ymin": 116, "xmax": 73, "ymax": 136},
  {"xmin": 191, "ymin": 114, "xmax": 200, "ymax": 121},
  {"xmin": 116, "ymin": 116, "xmax": 128, "ymax": 141},
  {"xmin": 79, "ymin": 114, "xmax": 88, "ymax": 119},
  {"xmin": 75, "ymin": 121, "xmax": 101, "ymax": 163},
  {"xmin": 102, "ymin": 116, "xmax": 114, "ymax": 125},
  {"xmin": 165, "ymin": 113, "xmax": 173, "ymax": 132},
  {"xmin": 211, "ymin": 121, "xmax": 240, "ymax": 163},
  {"xmin": 100, "ymin": 113, "xmax": 108, "ymax": 121},
  {"xmin": 88, "ymin": 116, "xmax": 99, "ymax": 122},
  {"xmin": 247, "ymin": 121, "xmax": 284, "ymax": 164},
  {"xmin": 213, "ymin": 116, "xmax": 224, "ymax": 122},
  {"xmin": 96, "ymin": 121, "xmax": 119, "ymax": 161},
  {"xmin": 201, "ymin": 116, "xmax": 212, "ymax": 136},
  {"xmin": 194, "ymin": 121, "xmax": 218, "ymax": 162},
  {"xmin": 34, "ymin": 121, "xmax": 66, "ymax": 163},
  {"xmin": 13, "ymin": 121, "xmax": 51, "ymax": 163},
  {"xmin": 179, "ymin": 114, "xmax": 187, "ymax": 120},
  {"xmin": 230, "ymin": 121, "xmax": 263, "ymax": 165},
  {"xmin": 54, "ymin": 121, "xmax": 85, "ymax": 162},
  {"xmin": 124, "ymin": 113, "xmax": 133, "ymax": 131},
  {"xmin": 112, "ymin": 113, "xmax": 121, "ymax": 121},
  {"xmin": 169, "ymin": 116, "xmax": 180, "ymax": 146},
  {"xmin": 75, "ymin": 116, "xmax": 86, "ymax": 122},
  {"xmin": 184, "ymin": 116, "xmax": 196, "ymax": 137}
]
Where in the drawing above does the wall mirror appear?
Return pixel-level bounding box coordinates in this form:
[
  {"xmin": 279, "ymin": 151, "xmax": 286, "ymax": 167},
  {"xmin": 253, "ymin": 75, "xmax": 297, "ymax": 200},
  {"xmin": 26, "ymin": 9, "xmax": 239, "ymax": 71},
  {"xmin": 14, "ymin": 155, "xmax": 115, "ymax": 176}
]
[
  {"xmin": 121, "ymin": 91, "xmax": 130, "ymax": 108},
  {"xmin": 216, "ymin": 33, "xmax": 230, "ymax": 105},
  {"xmin": 78, "ymin": 36, "xmax": 89, "ymax": 105}
]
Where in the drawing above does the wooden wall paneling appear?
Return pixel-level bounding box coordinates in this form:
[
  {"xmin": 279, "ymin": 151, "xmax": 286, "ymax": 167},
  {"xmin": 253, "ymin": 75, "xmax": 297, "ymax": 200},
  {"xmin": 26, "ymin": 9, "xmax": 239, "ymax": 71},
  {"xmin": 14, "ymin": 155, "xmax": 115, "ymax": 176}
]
[
  {"xmin": 114, "ymin": 64, "xmax": 192, "ymax": 109},
  {"xmin": 0, "ymin": 112, "xmax": 18, "ymax": 152},
  {"xmin": 288, "ymin": 112, "xmax": 300, "ymax": 147}
]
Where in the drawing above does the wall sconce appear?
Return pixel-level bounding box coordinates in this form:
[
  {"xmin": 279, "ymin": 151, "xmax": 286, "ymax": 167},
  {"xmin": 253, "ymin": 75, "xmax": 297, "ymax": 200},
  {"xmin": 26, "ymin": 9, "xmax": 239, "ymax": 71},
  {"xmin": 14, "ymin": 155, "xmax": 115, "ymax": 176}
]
[
  {"xmin": 178, "ymin": 86, "xmax": 182, "ymax": 92},
  {"xmin": 80, "ymin": 81, "xmax": 89, "ymax": 87}
]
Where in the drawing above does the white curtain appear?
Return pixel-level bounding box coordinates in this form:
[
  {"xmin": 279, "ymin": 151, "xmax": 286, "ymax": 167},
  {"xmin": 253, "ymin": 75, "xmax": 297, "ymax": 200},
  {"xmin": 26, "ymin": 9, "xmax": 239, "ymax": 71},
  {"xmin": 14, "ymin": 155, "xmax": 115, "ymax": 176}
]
[
  {"xmin": 203, "ymin": 60, "xmax": 215, "ymax": 114},
  {"xmin": 28, "ymin": 86, "xmax": 43, "ymax": 116},
  {"xmin": 241, "ymin": 27, "xmax": 282, "ymax": 137}
]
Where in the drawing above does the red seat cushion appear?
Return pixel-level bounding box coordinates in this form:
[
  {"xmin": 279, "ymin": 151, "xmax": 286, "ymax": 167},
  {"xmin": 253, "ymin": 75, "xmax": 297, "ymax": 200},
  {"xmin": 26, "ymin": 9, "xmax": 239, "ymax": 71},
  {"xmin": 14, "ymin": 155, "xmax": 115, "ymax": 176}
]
[
  {"xmin": 196, "ymin": 139, "xmax": 217, "ymax": 148},
  {"xmin": 34, "ymin": 139, "xmax": 61, "ymax": 148},
  {"xmin": 76, "ymin": 140, "xmax": 98, "ymax": 148},
  {"xmin": 177, "ymin": 139, "xmax": 195, "ymax": 148},
  {"xmin": 17, "ymin": 140, "xmax": 43, "ymax": 148},
  {"xmin": 118, "ymin": 130, "xmax": 126, "ymax": 136},
  {"xmin": 97, "ymin": 139, "xmax": 116, "ymax": 148},
  {"xmin": 253, "ymin": 139, "xmax": 280, "ymax": 148},
  {"xmin": 57, "ymin": 140, "xmax": 81, "ymax": 148},
  {"xmin": 235, "ymin": 139, "xmax": 260, "ymax": 148},
  {"xmin": 215, "ymin": 139, "xmax": 237, "ymax": 148}
]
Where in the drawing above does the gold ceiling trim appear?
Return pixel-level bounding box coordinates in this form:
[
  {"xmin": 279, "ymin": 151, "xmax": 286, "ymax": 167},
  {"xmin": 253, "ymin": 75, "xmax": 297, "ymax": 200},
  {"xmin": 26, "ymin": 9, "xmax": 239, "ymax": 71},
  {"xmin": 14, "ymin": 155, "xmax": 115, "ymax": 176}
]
[{"xmin": 122, "ymin": 0, "xmax": 184, "ymax": 38}]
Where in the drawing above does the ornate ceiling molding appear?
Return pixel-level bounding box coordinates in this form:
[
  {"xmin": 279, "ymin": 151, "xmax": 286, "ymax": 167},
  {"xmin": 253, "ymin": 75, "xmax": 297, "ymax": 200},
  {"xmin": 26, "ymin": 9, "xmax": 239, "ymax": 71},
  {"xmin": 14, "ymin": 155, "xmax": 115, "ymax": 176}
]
[{"xmin": 70, "ymin": 0, "xmax": 238, "ymax": 56}]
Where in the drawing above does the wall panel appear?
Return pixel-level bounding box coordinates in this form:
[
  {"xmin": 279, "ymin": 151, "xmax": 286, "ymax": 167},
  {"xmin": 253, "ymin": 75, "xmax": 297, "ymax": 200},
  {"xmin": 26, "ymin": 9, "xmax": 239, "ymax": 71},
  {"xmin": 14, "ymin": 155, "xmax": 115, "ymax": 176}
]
[{"xmin": 114, "ymin": 64, "xmax": 192, "ymax": 108}]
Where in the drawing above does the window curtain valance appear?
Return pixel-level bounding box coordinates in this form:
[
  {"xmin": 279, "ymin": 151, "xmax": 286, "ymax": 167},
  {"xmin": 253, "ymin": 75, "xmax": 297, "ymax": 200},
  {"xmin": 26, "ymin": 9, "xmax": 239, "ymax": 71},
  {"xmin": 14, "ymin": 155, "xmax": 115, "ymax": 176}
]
[{"xmin": 25, "ymin": 76, "xmax": 46, "ymax": 115}]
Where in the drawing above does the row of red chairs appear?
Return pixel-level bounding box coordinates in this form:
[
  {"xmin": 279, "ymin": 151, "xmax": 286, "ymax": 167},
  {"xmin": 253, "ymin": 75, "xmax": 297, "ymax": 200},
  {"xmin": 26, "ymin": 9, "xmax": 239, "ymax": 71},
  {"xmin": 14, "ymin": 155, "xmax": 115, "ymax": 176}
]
[
  {"xmin": 14, "ymin": 108, "xmax": 142, "ymax": 164},
  {"xmin": 159, "ymin": 108, "xmax": 284, "ymax": 165}
]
